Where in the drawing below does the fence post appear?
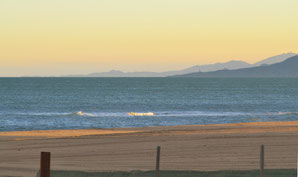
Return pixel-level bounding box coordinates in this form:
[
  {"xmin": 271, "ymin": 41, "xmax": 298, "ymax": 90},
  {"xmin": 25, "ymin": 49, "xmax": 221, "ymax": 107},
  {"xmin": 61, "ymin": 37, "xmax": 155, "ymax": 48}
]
[
  {"xmin": 155, "ymin": 146, "xmax": 161, "ymax": 177},
  {"xmin": 260, "ymin": 145, "xmax": 264, "ymax": 177},
  {"xmin": 40, "ymin": 152, "xmax": 51, "ymax": 177}
]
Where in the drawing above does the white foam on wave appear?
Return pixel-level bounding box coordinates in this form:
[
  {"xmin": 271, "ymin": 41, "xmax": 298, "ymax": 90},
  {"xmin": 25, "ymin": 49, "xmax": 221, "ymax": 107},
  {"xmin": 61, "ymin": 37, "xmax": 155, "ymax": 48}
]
[
  {"xmin": 2, "ymin": 111, "xmax": 297, "ymax": 118},
  {"xmin": 128, "ymin": 112, "xmax": 155, "ymax": 116},
  {"xmin": 75, "ymin": 111, "xmax": 95, "ymax": 117}
]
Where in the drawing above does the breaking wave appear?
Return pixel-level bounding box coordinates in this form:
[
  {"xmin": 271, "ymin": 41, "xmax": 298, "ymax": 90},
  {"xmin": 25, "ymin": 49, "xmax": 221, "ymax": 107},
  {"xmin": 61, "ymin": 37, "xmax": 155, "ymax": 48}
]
[
  {"xmin": 73, "ymin": 111, "xmax": 95, "ymax": 117},
  {"xmin": 128, "ymin": 112, "xmax": 155, "ymax": 116},
  {"xmin": 1, "ymin": 111, "xmax": 298, "ymax": 118}
]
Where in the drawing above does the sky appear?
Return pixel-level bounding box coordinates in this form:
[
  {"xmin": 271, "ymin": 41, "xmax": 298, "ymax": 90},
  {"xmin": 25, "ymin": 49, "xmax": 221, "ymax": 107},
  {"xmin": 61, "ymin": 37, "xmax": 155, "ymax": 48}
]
[{"xmin": 0, "ymin": 0, "xmax": 298, "ymax": 76}]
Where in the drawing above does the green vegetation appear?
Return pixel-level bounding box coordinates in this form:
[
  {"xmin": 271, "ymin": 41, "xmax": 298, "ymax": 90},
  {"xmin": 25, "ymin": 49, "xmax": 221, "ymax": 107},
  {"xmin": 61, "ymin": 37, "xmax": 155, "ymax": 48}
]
[{"xmin": 37, "ymin": 169, "xmax": 296, "ymax": 177}]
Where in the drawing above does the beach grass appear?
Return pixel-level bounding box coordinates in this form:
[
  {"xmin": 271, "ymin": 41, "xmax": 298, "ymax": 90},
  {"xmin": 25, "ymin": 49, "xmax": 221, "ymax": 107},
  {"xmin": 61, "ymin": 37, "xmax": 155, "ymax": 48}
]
[{"xmin": 37, "ymin": 169, "xmax": 296, "ymax": 177}]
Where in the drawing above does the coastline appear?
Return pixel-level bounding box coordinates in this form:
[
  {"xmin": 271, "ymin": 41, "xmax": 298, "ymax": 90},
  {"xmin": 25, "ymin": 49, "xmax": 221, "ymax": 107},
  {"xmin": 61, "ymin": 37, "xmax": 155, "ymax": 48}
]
[
  {"xmin": 1, "ymin": 120, "xmax": 298, "ymax": 139},
  {"xmin": 1, "ymin": 121, "xmax": 298, "ymax": 177}
]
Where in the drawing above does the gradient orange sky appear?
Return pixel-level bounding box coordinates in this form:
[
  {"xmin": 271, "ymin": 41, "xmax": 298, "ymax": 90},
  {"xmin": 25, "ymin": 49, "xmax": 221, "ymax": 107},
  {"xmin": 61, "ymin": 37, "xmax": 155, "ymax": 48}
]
[{"xmin": 0, "ymin": 0, "xmax": 298, "ymax": 76}]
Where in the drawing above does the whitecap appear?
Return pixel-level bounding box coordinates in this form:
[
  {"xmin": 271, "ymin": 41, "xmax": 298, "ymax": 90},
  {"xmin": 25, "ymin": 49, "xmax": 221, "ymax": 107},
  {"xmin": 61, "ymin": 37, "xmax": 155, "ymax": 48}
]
[
  {"xmin": 75, "ymin": 111, "xmax": 95, "ymax": 117},
  {"xmin": 128, "ymin": 112, "xmax": 155, "ymax": 116}
]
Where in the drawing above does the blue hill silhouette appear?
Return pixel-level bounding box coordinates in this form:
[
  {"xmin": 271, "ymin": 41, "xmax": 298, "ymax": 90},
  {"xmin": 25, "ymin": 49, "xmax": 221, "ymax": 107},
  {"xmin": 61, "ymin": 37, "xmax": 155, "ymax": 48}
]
[{"xmin": 174, "ymin": 55, "xmax": 298, "ymax": 77}]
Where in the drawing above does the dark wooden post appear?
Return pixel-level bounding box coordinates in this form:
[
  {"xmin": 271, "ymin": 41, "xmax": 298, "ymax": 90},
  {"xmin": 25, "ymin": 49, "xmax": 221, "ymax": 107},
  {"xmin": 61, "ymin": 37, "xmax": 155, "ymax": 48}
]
[
  {"xmin": 40, "ymin": 152, "xmax": 51, "ymax": 177},
  {"xmin": 260, "ymin": 145, "xmax": 264, "ymax": 177},
  {"xmin": 155, "ymin": 146, "xmax": 161, "ymax": 177}
]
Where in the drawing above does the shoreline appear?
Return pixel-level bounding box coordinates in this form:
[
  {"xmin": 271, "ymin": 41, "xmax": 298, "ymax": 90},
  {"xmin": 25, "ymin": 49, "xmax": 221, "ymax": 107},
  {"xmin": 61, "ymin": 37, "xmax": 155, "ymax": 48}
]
[{"xmin": 1, "ymin": 120, "xmax": 298, "ymax": 139}]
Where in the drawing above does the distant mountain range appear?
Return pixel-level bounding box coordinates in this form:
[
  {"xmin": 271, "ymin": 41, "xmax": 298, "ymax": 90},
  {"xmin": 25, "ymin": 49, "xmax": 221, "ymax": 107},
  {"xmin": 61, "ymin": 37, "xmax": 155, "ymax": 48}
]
[
  {"xmin": 66, "ymin": 52, "xmax": 296, "ymax": 77},
  {"xmin": 174, "ymin": 55, "xmax": 298, "ymax": 77},
  {"xmin": 253, "ymin": 53, "xmax": 296, "ymax": 66}
]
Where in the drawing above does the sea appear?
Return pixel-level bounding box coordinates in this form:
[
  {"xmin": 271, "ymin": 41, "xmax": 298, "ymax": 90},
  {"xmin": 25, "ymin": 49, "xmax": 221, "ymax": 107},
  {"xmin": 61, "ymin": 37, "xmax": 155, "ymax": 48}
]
[{"xmin": 0, "ymin": 77, "xmax": 298, "ymax": 131}]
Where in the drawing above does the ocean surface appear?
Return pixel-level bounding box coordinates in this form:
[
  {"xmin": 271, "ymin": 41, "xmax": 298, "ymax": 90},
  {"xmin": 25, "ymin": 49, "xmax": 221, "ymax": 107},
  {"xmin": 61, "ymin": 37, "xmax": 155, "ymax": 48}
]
[{"xmin": 0, "ymin": 78, "xmax": 298, "ymax": 131}]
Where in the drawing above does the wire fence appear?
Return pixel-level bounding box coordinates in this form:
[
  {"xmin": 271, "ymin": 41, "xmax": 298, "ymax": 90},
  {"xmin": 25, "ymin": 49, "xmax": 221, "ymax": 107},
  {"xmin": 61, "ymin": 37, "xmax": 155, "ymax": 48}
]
[{"xmin": 38, "ymin": 145, "xmax": 275, "ymax": 177}]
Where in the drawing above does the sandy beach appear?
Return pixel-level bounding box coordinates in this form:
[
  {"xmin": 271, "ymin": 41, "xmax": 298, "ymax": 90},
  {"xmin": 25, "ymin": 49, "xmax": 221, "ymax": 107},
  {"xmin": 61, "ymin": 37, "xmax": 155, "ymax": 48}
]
[{"xmin": 1, "ymin": 121, "xmax": 298, "ymax": 177}]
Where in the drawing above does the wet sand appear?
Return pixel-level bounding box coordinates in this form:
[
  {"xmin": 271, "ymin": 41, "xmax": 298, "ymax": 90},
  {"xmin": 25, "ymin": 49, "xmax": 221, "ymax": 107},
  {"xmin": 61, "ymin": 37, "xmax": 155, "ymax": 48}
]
[{"xmin": 1, "ymin": 121, "xmax": 298, "ymax": 177}]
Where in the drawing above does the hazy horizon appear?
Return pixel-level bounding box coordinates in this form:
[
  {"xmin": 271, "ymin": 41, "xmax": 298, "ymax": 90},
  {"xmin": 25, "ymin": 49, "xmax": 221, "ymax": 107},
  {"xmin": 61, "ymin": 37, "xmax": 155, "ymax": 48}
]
[{"xmin": 1, "ymin": 0, "xmax": 298, "ymax": 76}]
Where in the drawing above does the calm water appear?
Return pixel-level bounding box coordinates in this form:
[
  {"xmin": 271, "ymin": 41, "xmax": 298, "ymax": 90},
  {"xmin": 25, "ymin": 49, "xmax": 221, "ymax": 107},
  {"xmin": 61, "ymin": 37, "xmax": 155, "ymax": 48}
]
[{"xmin": 0, "ymin": 78, "xmax": 298, "ymax": 131}]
